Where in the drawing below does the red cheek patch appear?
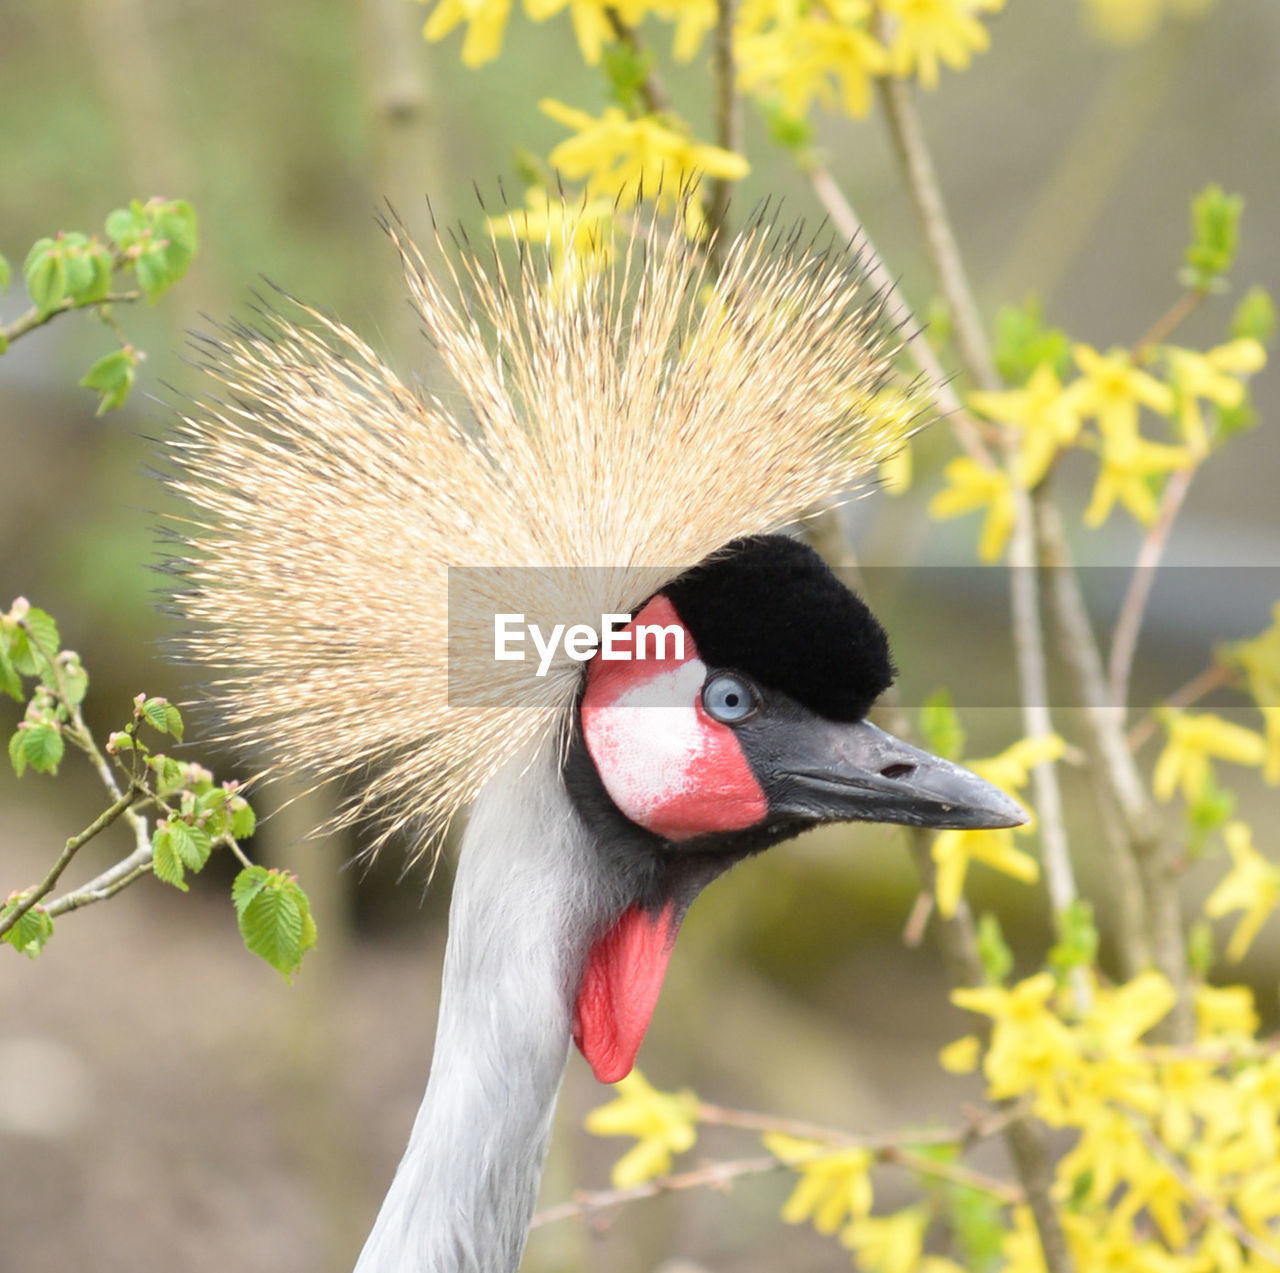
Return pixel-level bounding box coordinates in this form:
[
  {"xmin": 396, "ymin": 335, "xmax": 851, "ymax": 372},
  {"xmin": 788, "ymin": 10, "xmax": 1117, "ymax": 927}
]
[{"xmin": 581, "ymin": 596, "xmax": 766, "ymax": 839}]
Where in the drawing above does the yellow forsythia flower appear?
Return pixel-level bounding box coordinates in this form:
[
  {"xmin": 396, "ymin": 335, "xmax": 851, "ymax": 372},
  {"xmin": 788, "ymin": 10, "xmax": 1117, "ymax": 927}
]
[
  {"xmin": 1204, "ymin": 822, "xmax": 1280, "ymax": 962},
  {"xmin": 938, "ymin": 1033, "xmax": 981, "ymax": 1074},
  {"xmin": 1152, "ymin": 710, "xmax": 1266, "ymax": 803},
  {"xmin": 1165, "ymin": 338, "xmax": 1266, "ymax": 456},
  {"xmin": 1229, "ymin": 601, "xmax": 1280, "ymax": 783},
  {"xmin": 736, "ymin": 1, "xmax": 889, "ymax": 120},
  {"xmin": 840, "ymin": 1204, "xmax": 932, "ymax": 1273},
  {"xmin": 1083, "ymin": 431, "xmax": 1192, "ymax": 527},
  {"xmin": 879, "ymin": 442, "xmax": 912, "ymax": 496},
  {"xmin": 421, "ymin": 0, "xmax": 512, "ymax": 66},
  {"xmin": 880, "ymin": 0, "xmax": 1002, "ymax": 90},
  {"xmin": 968, "ymin": 362, "xmax": 1084, "ymax": 488},
  {"xmin": 540, "ymin": 100, "xmax": 749, "ymax": 219},
  {"xmin": 1069, "ymin": 343, "xmax": 1174, "ymax": 443},
  {"xmin": 931, "ymin": 735, "xmax": 1063, "ymax": 917},
  {"xmin": 764, "ymin": 1133, "xmax": 874, "ymax": 1234},
  {"xmin": 1194, "ymin": 982, "xmax": 1260, "ymax": 1042},
  {"xmin": 487, "ymin": 187, "xmax": 617, "ymax": 285},
  {"xmin": 584, "ymin": 1069, "xmax": 699, "ymax": 1187},
  {"xmin": 928, "ymin": 456, "xmax": 1016, "ymax": 563}
]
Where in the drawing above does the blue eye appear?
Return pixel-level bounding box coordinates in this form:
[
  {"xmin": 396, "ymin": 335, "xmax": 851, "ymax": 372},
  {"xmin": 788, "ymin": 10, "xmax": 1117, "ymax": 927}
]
[{"xmin": 702, "ymin": 674, "xmax": 757, "ymax": 724}]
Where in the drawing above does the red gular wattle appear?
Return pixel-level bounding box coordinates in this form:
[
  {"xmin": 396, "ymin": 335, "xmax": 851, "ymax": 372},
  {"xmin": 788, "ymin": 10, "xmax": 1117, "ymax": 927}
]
[{"xmin": 579, "ymin": 594, "xmax": 767, "ymax": 841}]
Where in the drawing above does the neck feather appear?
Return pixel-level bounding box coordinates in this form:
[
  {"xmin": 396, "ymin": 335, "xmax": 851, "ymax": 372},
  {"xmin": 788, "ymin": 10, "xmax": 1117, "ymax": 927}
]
[{"xmin": 354, "ymin": 743, "xmax": 619, "ymax": 1273}]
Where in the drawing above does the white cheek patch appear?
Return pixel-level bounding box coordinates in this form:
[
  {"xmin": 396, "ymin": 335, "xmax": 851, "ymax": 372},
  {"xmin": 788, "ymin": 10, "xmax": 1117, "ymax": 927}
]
[{"xmin": 583, "ymin": 658, "xmax": 710, "ymax": 826}]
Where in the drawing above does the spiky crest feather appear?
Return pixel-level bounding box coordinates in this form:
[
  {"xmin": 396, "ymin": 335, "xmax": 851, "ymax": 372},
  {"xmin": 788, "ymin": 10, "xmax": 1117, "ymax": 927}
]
[{"xmin": 165, "ymin": 201, "xmax": 924, "ymax": 862}]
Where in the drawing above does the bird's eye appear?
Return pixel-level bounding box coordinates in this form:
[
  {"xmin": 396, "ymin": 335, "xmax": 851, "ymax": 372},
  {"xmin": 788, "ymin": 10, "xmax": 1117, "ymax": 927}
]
[{"xmin": 701, "ymin": 673, "xmax": 758, "ymax": 724}]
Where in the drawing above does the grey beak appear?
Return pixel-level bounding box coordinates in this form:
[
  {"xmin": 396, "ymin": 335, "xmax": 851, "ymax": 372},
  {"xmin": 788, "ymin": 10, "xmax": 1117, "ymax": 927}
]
[{"xmin": 769, "ymin": 718, "xmax": 1029, "ymax": 831}]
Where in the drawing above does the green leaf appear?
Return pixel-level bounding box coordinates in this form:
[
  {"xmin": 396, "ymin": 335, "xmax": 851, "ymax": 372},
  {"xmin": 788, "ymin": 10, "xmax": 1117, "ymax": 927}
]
[
  {"xmin": 975, "ymin": 912, "xmax": 1013, "ymax": 985},
  {"xmin": 9, "ymin": 728, "xmax": 27, "ymax": 777},
  {"xmin": 163, "ymin": 702, "xmax": 184, "ymax": 742},
  {"xmin": 151, "ymin": 824, "xmax": 188, "ymax": 891},
  {"xmin": 1182, "ymin": 184, "xmax": 1243, "ymax": 290},
  {"xmin": 1231, "ymin": 286, "xmax": 1276, "ymax": 346},
  {"xmin": 11, "ymin": 607, "xmax": 60, "ymax": 675},
  {"xmin": 59, "ymin": 233, "xmax": 94, "ymax": 297},
  {"xmin": 75, "ymin": 240, "xmax": 114, "ymax": 304},
  {"xmin": 59, "ymin": 654, "xmax": 88, "ymax": 706},
  {"xmin": 919, "ymin": 688, "xmax": 965, "ymax": 762},
  {"xmin": 1186, "ymin": 771, "xmax": 1234, "ymax": 855},
  {"xmin": 229, "ymin": 798, "xmax": 257, "ymax": 841},
  {"xmin": 18, "ymin": 723, "xmax": 64, "ymax": 775},
  {"xmin": 0, "ymin": 641, "xmax": 21, "ymax": 701},
  {"xmin": 168, "ymin": 820, "xmax": 213, "ymax": 873},
  {"xmin": 758, "ymin": 97, "xmax": 813, "ymax": 155},
  {"xmin": 80, "ymin": 347, "xmax": 137, "ymax": 415},
  {"xmin": 1, "ymin": 900, "xmax": 54, "ymax": 958},
  {"xmin": 150, "ymin": 754, "xmax": 185, "ymax": 796},
  {"xmin": 233, "ymin": 867, "xmax": 316, "ymax": 981},
  {"xmin": 946, "ymin": 1181, "xmax": 1006, "ymax": 1273},
  {"xmin": 0, "ymin": 252, "xmax": 10, "ymax": 293},
  {"xmin": 1187, "ymin": 918, "xmax": 1215, "ymax": 979},
  {"xmin": 1047, "ymin": 899, "xmax": 1099, "ymax": 979},
  {"xmin": 23, "ymin": 238, "xmax": 66, "ymax": 316},
  {"xmin": 153, "ymin": 200, "xmax": 197, "ymax": 271},
  {"xmin": 105, "ymin": 202, "xmax": 146, "ymax": 248},
  {"xmin": 141, "ymin": 696, "xmax": 176, "ymax": 734},
  {"xmin": 994, "ymin": 296, "xmax": 1071, "ymax": 385}
]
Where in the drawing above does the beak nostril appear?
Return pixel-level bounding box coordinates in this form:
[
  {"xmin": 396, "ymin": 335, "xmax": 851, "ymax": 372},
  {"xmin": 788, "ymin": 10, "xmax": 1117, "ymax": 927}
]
[{"xmin": 879, "ymin": 762, "xmax": 917, "ymax": 781}]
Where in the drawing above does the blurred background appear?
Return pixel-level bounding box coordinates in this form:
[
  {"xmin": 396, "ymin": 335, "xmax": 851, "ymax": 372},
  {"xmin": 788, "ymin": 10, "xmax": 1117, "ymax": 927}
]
[{"xmin": 1, "ymin": 1, "xmax": 1278, "ymax": 1269}]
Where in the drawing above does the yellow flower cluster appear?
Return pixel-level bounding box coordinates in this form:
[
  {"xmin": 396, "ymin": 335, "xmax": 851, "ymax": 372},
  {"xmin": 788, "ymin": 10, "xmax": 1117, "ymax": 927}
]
[
  {"xmin": 932, "ymin": 338, "xmax": 1265, "ymax": 562},
  {"xmin": 949, "ymin": 969, "xmax": 1280, "ymax": 1271},
  {"xmin": 1230, "ymin": 602, "xmax": 1280, "ymax": 784},
  {"xmin": 930, "ymin": 734, "xmax": 1063, "ymax": 917},
  {"xmin": 583, "ymin": 1068, "xmax": 700, "ymax": 1187}
]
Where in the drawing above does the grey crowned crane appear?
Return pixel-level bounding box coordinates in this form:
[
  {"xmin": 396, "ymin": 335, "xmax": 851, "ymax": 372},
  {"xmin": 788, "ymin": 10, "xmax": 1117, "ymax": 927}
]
[{"xmin": 167, "ymin": 206, "xmax": 1025, "ymax": 1273}]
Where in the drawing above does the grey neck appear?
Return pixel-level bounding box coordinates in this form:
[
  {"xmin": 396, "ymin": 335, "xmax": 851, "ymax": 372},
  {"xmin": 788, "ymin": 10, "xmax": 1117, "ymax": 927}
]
[{"xmin": 354, "ymin": 744, "xmax": 617, "ymax": 1273}]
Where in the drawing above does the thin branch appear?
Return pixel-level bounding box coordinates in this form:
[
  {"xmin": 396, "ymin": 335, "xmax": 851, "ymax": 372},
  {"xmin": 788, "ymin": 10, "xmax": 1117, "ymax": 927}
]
[
  {"xmin": 705, "ymin": 0, "xmax": 740, "ymax": 271},
  {"xmin": 1108, "ymin": 466, "xmax": 1197, "ymax": 707},
  {"xmin": 0, "ymin": 783, "xmax": 144, "ymax": 937},
  {"xmin": 1132, "ymin": 289, "xmax": 1206, "ymax": 362},
  {"xmin": 806, "ymin": 164, "xmax": 995, "ymax": 468},
  {"xmin": 604, "ymin": 10, "xmax": 672, "ymax": 118},
  {"xmin": 45, "ymin": 842, "xmax": 155, "ymax": 916},
  {"xmin": 531, "ymin": 1155, "xmax": 782, "ymax": 1228},
  {"xmin": 1, "ymin": 291, "xmax": 142, "ymax": 346}
]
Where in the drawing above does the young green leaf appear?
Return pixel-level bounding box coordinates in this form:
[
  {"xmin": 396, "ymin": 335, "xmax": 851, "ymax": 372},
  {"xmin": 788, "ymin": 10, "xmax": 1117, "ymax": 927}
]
[
  {"xmin": 975, "ymin": 912, "xmax": 1013, "ymax": 985},
  {"xmin": 994, "ymin": 297, "xmax": 1071, "ymax": 385},
  {"xmin": 167, "ymin": 820, "xmax": 213, "ymax": 873},
  {"xmin": 58, "ymin": 654, "xmax": 88, "ymax": 706},
  {"xmin": 1187, "ymin": 917, "xmax": 1215, "ymax": 979},
  {"xmin": 80, "ymin": 347, "xmax": 138, "ymax": 415},
  {"xmin": 1, "ymin": 900, "xmax": 54, "ymax": 959},
  {"xmin": 1182, "ymin": 184, "xmax": 1243, "ymax": 291},
  {"xmin": 0, "ymin": 641, "xmax": 21, "ymax": 701},
  {"xmin": 8, "ymin": 728, "xmax": 27, "ymax": 777},
  {"xmin": 141, "ymin": 696, "xmax": 176, "ymax": 735},
  {"xmin": 1232, "ymin": 286, "xmax": 1276, "ymax": 347},
  {"xmin": 229, "ymin": 798, "xmax": 257, "ymax": 841},
  {"xmin": 163, "ymin": 702, "xmax": 184, "ymax": 742},
  {"xmin": 0, "ymin": 252, "xmax": 11, "ymax": 293},
  {"xmin": 11, "ymin": 607, "xmax": 60, "ymax": 676},
  {"xmin": 232, "ymin": 866, "xmax": 316, "ymax": 981},
  {"xmin": 18, "ymin": 723, "xmax": 64, "ymax": 774},
  {"xmin": 919, "ymin": 688, "xmax": 965, "ymax": 761},
  {"xmin": 1048, "ymin": 899, "xmax": 1099, "ymax": 979},
  {"xmin": 151, "ymin": 823, "xmax": 188, "ymax": 891},
  {"xmin": 23, "ymin": 238, "xmax": 67, "ymax": 316}
]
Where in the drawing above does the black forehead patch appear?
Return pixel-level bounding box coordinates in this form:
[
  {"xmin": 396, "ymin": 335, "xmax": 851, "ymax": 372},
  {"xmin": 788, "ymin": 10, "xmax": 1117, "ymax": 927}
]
[{"xmin": 662, "ymin": 533, "xmax": 894, "ymax": 723}]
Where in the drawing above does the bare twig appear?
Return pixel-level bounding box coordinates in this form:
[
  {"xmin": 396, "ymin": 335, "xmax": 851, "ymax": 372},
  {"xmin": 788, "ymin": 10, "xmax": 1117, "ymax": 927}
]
[
  {"xmin": 705, "ymin": 0, "xmax": 740, "ymax": 272},
  {"xmin": 604, "ymin": 9, "xmax": 672, "ymax": 118},
  {"xmin": 806, "ymin": 164, "xmax": 995, "ymax": 468},
  {"xmin": 531, "ymin": 1156, "xmax": 782, "ymax": 1228},
  {"xmin": 1132, "ymin": 289, "xmax": 1206, "ymax": 362},
  {"xmin": 45, "ymin": 842, "xmax": 156, "ymax": 916},
  {"xmin": 1108, "ymin": 466, "xmax": 1197, "ymax": 707}
]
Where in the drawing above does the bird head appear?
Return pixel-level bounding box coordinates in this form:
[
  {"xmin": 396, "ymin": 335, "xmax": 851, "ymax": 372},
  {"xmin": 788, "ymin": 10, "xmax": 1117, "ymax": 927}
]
[{"xmin": 566, "ymin": 533, "xmax": 1026, "ymax": 1082}]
